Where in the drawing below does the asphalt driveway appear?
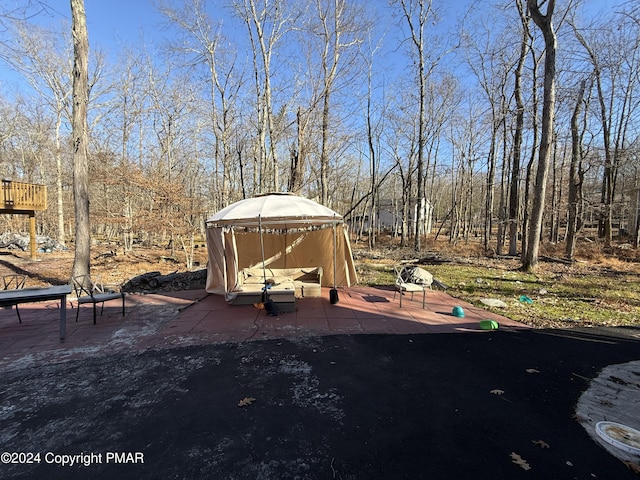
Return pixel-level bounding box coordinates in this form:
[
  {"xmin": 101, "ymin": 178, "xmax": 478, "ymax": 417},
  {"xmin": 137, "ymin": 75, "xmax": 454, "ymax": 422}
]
[{"xmin": 1, "ymin": 327, "xmax": 639, "ymax": 479}]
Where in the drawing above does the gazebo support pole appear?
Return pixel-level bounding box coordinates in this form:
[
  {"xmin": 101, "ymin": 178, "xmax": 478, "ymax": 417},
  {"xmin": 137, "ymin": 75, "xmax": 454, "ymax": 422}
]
[
  {"xmin": 330, "ymin": 214, "xmax": 339, "ymax": 304},
  {"xmin": 258, "ymin": 214, "xmax": 268, "ymax": 302}
]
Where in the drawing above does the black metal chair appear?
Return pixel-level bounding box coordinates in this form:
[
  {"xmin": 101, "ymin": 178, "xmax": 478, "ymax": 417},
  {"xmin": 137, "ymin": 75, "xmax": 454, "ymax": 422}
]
[
  {"xmin": 2, "ymin": 274, "xmax": 26, "ymax": 322},
  {"xmin": 71, "ymin": 274, "xmax": 125, "ymax": 324}
]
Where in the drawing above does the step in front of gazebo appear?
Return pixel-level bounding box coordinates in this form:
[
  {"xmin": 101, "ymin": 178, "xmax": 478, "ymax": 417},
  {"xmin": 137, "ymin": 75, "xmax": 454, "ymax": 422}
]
[
  {"xmin": 229, "ymin": 289, "xmax": 297, "ymax": 313},
  {"xmin": 266, "ymin": 289, "xmax": 296, "ymax": 312}
]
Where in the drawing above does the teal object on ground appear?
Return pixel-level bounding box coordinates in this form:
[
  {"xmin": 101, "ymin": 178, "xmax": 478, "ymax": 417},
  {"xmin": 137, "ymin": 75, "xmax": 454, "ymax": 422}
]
[
  {"xmin": 519, "ymin": 295, "xmax": 533, "ymax": 304},
  {"xmin": 480, "ymin": 319, "xmax": 499, "ymax": 330},
  {"xmin": 452, "ymin": 306, "xmax": 465, "ymax": 318}
]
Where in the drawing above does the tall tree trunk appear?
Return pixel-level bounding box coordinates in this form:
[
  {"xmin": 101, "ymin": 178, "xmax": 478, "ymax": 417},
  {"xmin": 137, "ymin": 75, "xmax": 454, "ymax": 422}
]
[
  {"xmin": 572, "ymin": 28, "xmax": 612, "ymax": 246},
  {"xmin": 549, "ymin": 137, "xmax": 558, "ymax": 242},
  {"xmin": 484, "ymin": 131, "xmax": 496, "ymax": 252},
  {"xmin": 289, "ymin": 107, "xmax": 305, "ymax": 194},
  {"xmin": 566, "ymin": 80, "xmax": 587, "ymax": 260},
  {"xmin": 510, "ymin": 0, "xmax": 529, "ymax": 256},
  {"xmin": 551, "ymin": 140, "xmax": 565, "ymax": 244},
  {"xmin": 634, "ymin": 192, "xmax": 640, "ymax": 248},
  {"xmin": 317, "ymin": 0, "xmax": 357, "ymax": 206},
  {"xmin": 238, "ymin": 0, "xmax": 285, "ymax": 193},
  {"xmin": 415, "ymin": 43, "xmax": 425, "ymax": 252},
  {"xmin": 496, "ymin": 117, "xmax": 508, "ymax": 254},
  {"xmin": 54, "ymin": 113, "xmax": 66, "ymax": 246},
  {"xmin": 521, "ymin": 41, "xmax": 541, "ymax": 261},
  {"xmin": 523, "ymin": 0, "xmax": 556, "ymax": 270},
  {"xmin": 70, "ymin": 0, "xmax": 91, "ymax": 280},
  {"xmin": 320, "ymin": 90, "xmax": 331, "ymax": 204},
  {"xmin": 366, "ymin": 95, "xmax": 377, "ymax": 249},
  {"xmin": 252, "ymin": 2, "xmax": 279, "ymax": 191}
]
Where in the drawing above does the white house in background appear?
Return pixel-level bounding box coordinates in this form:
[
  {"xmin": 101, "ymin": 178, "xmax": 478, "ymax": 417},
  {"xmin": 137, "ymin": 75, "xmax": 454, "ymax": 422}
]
[{"xmin": 348, "ymin": 198, "xmax": 433, "ymax": 236}]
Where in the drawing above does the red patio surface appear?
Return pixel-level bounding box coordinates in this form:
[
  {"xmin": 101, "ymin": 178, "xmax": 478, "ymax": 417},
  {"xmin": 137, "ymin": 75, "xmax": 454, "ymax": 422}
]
[{"xmin": 0, "ymin": 286, "xmax": 528, "ymax": 371}]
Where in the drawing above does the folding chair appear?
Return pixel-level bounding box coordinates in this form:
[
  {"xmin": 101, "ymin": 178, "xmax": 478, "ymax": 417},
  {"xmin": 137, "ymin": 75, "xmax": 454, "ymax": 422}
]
[
  {"xmin": 393, "ymin": 266, "xmax": 426, "ymax": 308},
  {"xmin": 72, "ymin": 274, "xmax": 125, "ymax": 324},
  {"xmin": 2, "ymin": 274, "xmax": 26, "ymax": 322}
]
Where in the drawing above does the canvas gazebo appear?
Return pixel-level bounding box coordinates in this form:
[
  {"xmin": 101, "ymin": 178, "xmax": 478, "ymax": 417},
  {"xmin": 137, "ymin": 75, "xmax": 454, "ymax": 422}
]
[{"xmin": 205, "ymin": 193, "xmax": 358, "ymax": 301}]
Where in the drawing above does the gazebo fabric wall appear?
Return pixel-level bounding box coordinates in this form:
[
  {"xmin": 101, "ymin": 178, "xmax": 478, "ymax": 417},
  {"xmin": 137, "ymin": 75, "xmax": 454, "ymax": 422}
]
[
  {"xmin": 234, "ymin": 226, "xmax": 356, "ymax": 286},
  {"xmin": 205, "ymin": 226, "xmax": 238, "ymax": 295},
  {"xmin": 205, "ymin": 224, "xmax": 357, "ymax": 295}
]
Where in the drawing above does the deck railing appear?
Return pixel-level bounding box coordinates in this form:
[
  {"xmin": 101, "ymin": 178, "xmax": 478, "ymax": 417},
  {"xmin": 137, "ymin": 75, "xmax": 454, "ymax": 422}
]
[{"xmin": 2, "ymin": 180, "xmax": 47, "ymax": 211}]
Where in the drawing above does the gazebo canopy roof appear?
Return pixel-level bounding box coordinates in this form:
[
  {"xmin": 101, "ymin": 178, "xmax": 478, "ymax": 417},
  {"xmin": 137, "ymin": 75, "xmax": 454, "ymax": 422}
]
[{"xmin": 206, "ymin": 193, "xmax": 342, "ymax": 228}]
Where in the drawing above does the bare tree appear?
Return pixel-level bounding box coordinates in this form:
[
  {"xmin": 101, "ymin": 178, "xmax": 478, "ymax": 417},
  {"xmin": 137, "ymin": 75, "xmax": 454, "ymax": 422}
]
[
  {"xmin": 462, "ymin": 13, "xmax": 516, "ymax": 254},
  {"xmin": 387, "ymin": 93, "xmax": 418, "ymax": 248},
  {"xmin": 447, "ymin": 101, "xmax": 483, "ymax": 243},
  {"xmin": 96, "ymin": 48, "xmax": 147, "ymax": 252},
  {"xmin": 234, "ymin": 0, "xmax": 290, "ymax": 192},
  {"xmin": 523, "ymin": 0, "xmax": 556, "ymax": 270},
  {"xmin": 70, "ymin": 0, "xmax": 90, "ymax": 279},
  {"xmin": 572, "ymin": 25, "xmax": 613, "ymax": 246},
  {"xmin": 0, "ymin": 2, "xmax": 50, "ymax": 46},
  {"xmin": 0, "ymin": 21, "xmax": 72, "ymax": 245},
  {"xmin": 158, "ymin": 0, "xmax": 244, "ymax": 211},
  {"xmin": 363, "ymin": 37, "xmax": 384, "ymax": 249},
  {"xmin": 572, "ymin": 11, "xmax": 640, "ymax": 247},
  {"xmin": 509, "ymin": 0, "xmax": 531, "ymax": 256},
  {"xmin": 565, "ymin": 78, "xmax": 588, "ymax": 260},
  {"xmin": 396, "ymin": 0, "xmax": 430, "ymax": 252},
  {"xmin": 288, "ymin": 106, "xmax": 308, "ymax": 194},
  {"xmin": 394, "ymin": 0, "xmax": 455, "ymax": 251},
  {"xmin": 313, "ymin": 0, "xmax": 364, "ymax": 205},
  {"xmin": 520, "ymin": 32, "xmax": 542, "ymax": 261}
]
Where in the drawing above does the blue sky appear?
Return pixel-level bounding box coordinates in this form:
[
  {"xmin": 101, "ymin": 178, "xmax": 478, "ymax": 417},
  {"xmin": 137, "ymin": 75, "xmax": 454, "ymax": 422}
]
[
  {"xmin": 5, "ymin": 0, "xmax": 624, "ymax": 51},
  {"xmin": 49, "ymin": 0, "xmax": 163, "ymax": 52},
  {"xmin": 0, "ymin": 0, "xmax": 157, "ymax": 88},
  {"xmin": 0, "ymin": 0, "xmax": 399, "ymax": 93},
  {"xmin": 0, "ymin": 0, "xmax": 624, "ymax": 94},
  {"xmin": 36, "ymin": 0, "xmax": 624, "ymax": 58}
]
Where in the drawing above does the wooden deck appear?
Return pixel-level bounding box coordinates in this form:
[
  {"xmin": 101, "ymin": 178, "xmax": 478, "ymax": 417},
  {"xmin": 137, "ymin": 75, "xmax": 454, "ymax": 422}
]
[
  {"xmin": 0, "ymin": 180, "xmax": 47, "ymax": 213},
  {"xmin": 0, "ymin": 180, "xmax": 48, "ymax": 259}
]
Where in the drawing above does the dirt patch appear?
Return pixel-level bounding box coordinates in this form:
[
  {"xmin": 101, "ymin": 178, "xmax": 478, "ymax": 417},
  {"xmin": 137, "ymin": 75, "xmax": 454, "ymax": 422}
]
[{"xmin": 0, "ymin": 246, "xmax": 209, "ymax": 289}]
